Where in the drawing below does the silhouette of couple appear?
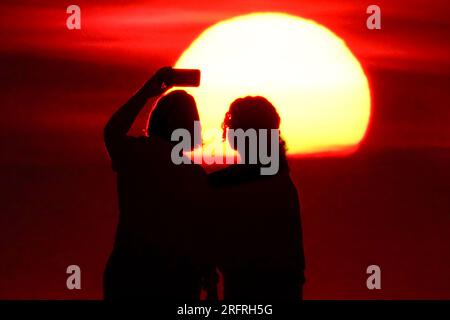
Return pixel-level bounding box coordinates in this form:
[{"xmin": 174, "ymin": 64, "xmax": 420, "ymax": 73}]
[{"xmin": 103, "ymin": 67, "xmax": 305, "ymax": 301}]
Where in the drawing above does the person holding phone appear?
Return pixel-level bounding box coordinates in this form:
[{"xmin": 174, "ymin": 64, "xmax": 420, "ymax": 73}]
[{"xmin": 103, "ymin": 67, "xmax": 212, "ymax": 300}]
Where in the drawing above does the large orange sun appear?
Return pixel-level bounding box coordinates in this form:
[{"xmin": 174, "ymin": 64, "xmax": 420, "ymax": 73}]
[{"xmin": 174, "ymin": 12, "xmax": 371, "ymax": 156}]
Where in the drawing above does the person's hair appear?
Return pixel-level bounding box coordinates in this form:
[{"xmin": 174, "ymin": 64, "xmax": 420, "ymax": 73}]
[
  {"xmin": 147, "ymin": 90, "xmax": 201, "ymax": 150},
  {"xmin": 222, "ymin": 96, "xmax": 288, "ymax": 169}
]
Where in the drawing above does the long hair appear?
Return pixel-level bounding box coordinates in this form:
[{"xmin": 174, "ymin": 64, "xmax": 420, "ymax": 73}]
[{"xmin": 147, "ymin": 90, "xmax": 201, "ymax": 150}]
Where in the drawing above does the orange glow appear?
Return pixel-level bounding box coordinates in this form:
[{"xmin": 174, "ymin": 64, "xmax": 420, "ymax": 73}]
[{"xmin": 174, "ymin": 12, "xmax": 371, "ymax": 156}]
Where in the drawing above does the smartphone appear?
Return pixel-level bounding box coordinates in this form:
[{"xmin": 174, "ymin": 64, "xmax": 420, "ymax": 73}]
[{"xmin": 166, "ymin": 68, "xmax": 201, "ymax": 87}]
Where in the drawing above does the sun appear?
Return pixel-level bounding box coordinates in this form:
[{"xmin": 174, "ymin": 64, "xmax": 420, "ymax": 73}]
[{"xmin": 174, "ymin": 12, "xmax": 371, "ymax": 156}]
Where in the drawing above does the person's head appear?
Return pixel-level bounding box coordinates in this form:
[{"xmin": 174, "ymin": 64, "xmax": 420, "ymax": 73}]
[
  {"xmin": 147, "ymin": 90, "xmax": 201, "ymax": 150},
  {"xmin": 222, "ymin": 96, "xmax": 288, "ymax": 172},
  {"xmin": 223, "ymin": 96, "xmax": 280, "ymax": 135}
]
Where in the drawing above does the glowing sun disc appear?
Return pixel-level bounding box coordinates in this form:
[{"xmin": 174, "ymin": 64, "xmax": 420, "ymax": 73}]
[{"xmin": 174, "ymin": 12, "xmax": 371, "ymax": 156}]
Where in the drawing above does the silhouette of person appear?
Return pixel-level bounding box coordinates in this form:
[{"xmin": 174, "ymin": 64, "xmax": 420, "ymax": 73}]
[
  {"xmin": 103, "ymin": 67, "xmax": 211, "ymax": 300},
  {"xmin": 209, "ymin": 96, "xmax": 306, "ymax": 300}
]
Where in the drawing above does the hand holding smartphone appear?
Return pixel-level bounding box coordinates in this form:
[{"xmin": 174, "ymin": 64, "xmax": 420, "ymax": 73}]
[
  {"xmin": 142, "ymin": 67, "xmax": 201, "ymax": 98},
  {"xmin": 164, "ymin": 68, "xmax": 201, "ymax": 87}
]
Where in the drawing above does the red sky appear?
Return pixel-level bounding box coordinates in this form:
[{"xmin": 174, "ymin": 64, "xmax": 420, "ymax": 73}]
[
  {"xmin": 0, "ymin": 0, "xmax": 449, "ymax": 299},
  {"xmin": 1, "ymin": 0, "xmax": 449, "ymax": 167},
  {"xmin": 1, "ymin": 0, "xmax": 449, "ymax": 70}
]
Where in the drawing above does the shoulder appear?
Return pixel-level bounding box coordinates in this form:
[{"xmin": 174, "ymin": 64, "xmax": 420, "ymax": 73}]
[
  {"xmin": 109, "ymin": 136, "xmax": 148, "ymax": 170},
  {"xmin": 117, "ymin": 136, "xmax": 151, "ymax": 151},
  {"xmin": 128, "ymin": 136, "xmax": 174, "ymax": 156},
  {"xmin": 208, "ymin": 165, "xmax": 264, "ymax": 187},
  {"xmin": 184, "ymin": 163, "xmax": 208, "ymax": 181},
  {"xmin": 208, "ymin": 165, "xmax": 238, "ymax": 187},
  {"xmin": 111, "ymin": 136, "xmax": 173, "ymax": 171}
]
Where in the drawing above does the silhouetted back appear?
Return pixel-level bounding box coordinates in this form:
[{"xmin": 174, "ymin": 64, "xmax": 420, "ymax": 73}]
[
  {"xmin": 209, "ymin": 96, "xmax": 305, "ymax": 300},
  {"xmin": 104, "ymin": 89, "xmax": 209, "ymax": 300},
  {"xmin": 105, "ymin": 137, "xmax": 208, "ymax": 300},
  {"xmin": 209, "ymin": 165, "xmax": 305, "ymax": 300}
]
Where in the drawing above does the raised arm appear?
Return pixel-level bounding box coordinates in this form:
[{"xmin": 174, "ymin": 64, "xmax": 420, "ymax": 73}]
[{"xmin": 103, "ymin": 67, "xmax": 172, "ymax": 155}]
